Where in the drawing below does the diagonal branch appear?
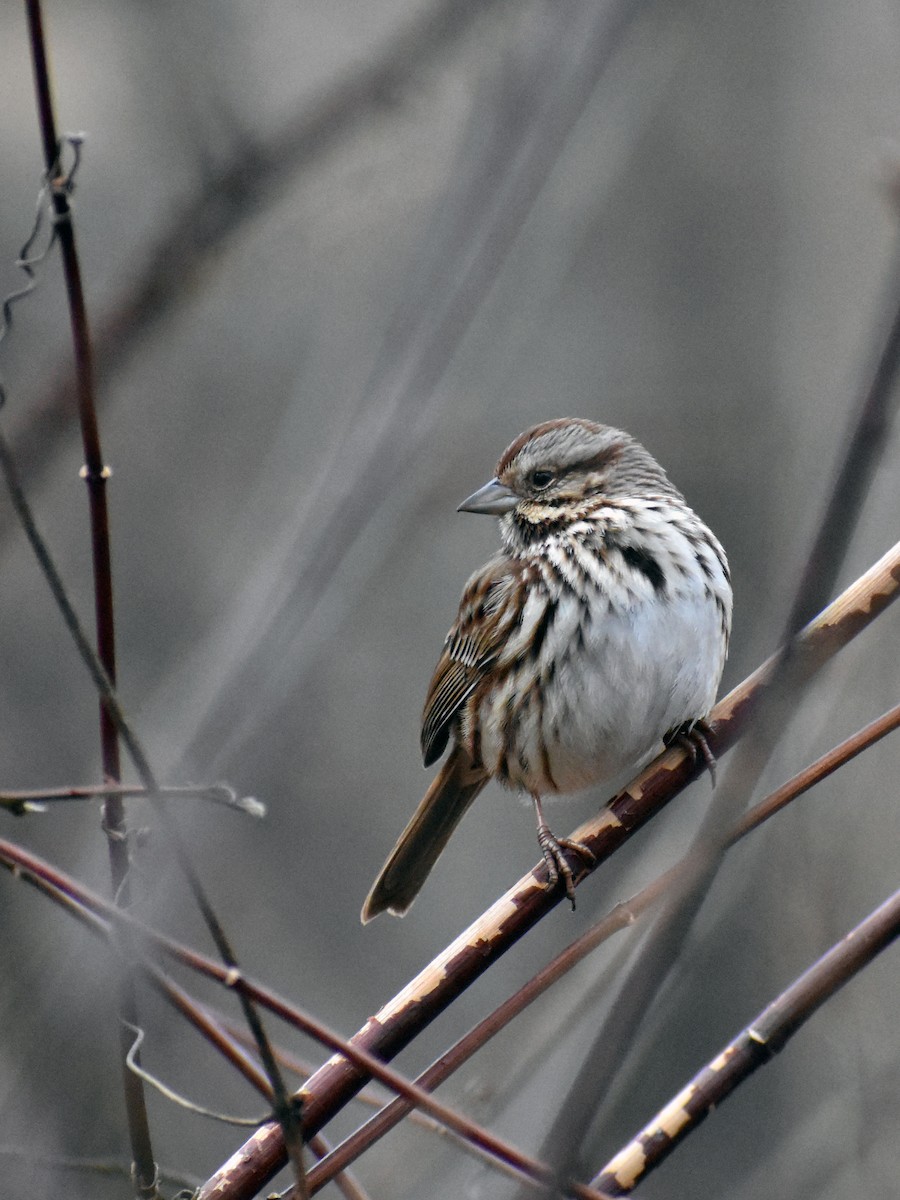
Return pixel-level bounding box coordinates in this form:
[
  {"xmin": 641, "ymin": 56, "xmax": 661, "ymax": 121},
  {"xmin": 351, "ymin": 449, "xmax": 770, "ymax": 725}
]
[{"xmin": 591, "ymin": 887, "xmax": 900, "ymax": 1195}]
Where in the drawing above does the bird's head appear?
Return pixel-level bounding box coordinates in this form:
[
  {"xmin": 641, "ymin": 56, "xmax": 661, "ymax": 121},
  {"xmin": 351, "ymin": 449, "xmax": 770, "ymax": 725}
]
[{"xmin": 457, "ymin": 418, "xmax": 678, "ymax": 538}]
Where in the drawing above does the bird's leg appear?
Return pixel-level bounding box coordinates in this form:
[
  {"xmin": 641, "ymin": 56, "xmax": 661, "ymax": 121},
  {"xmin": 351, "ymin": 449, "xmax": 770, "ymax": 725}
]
[
  {"xmin": 665, "ymin": 718, "xmax": 718, "ymax": 787},
  {"xmin": 532, "ymin": 795, "xmax": 596, "ymax": 910}
]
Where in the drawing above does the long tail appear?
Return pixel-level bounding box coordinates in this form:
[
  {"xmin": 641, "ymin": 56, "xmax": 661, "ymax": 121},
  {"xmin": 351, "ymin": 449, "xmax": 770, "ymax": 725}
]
[{"xmin": 361, "ymin": 746, "xmax": 487, "ymax": 922}]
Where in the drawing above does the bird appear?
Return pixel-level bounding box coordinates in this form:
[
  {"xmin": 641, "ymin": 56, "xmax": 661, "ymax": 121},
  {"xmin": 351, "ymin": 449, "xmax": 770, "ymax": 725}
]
[{"xmin": 361, "ymin": 418, "xmax": 732, "ymax": 922}]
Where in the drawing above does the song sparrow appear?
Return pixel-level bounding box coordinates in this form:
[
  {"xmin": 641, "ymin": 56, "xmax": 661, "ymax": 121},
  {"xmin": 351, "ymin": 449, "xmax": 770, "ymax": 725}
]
[{"xmin": 361, "ymin": 418, "xmax": 731, "ymax": 922}]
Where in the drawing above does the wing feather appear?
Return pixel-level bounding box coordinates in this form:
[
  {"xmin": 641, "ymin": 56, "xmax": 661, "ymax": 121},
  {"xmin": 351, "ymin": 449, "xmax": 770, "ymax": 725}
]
[{"xmin": 421, "ymin": 556, "xmax": 525, "ymax": 766}]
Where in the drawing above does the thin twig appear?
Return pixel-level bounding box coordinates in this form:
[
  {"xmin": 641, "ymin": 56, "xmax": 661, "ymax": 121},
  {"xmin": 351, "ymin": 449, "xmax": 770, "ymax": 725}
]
[
  {"xmin": 307, "ymin": 1134, "xmax": 375, "ymax": 1200},
  {"xmin": 0, "ymin": 1148, "xmax": 200, "ymax": 1193},
  {"xmin": 15, "ymin": 5, "xmax": 307, "ymax": 1186},
  {"xmin": 0, "ymin": 782, "xmax": 264, "ymax": 817},
  {"xmin": 1, "ymin": 540, "xmax": 891, "ymax": 1199},
  {"xmin": 0, "ymin": 334, "xmax": 308, "ymax": 1191},
  {"xmin": 28, "ymin": 876, "xmax": 277, "ymax": 1103},
  {"xmin": 0, "ymin": 134, "xmax": 80, "ymax": 400},
  {"xmin": 0, "ymin": 302, "xmax": 302, "ymax": 1192},
  {"xmin": 591, "ymin": 887, "xmax": 900, "ymax": 1195},
  {"xmin": 124, "ymin": 1026, "xmax": 270, "ymax": 1128}
]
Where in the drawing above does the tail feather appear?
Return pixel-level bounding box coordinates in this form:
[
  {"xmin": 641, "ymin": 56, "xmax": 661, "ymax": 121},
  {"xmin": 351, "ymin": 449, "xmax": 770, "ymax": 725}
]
[{"xmin": 361, "ymin": 747, "xmax": 487, "ymax": 922}]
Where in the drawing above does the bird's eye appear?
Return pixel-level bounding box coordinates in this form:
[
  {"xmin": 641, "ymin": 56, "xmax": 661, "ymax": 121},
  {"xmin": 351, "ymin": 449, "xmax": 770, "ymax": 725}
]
[{"xmin": 530, "ymin": 469, "xmax": 554, "ymax": 490}]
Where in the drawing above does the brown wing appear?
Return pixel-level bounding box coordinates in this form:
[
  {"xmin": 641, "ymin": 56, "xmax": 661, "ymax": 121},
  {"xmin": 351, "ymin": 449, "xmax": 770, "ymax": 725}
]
[{"xmin": 421, "ymin": 555, "xmax": 524, "ymax": 766}]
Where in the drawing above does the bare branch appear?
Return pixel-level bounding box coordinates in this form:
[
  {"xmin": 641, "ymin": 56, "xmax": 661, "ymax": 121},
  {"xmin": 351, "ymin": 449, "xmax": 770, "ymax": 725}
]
[
  {"xmin": 1, "ymin": 476, "xmax": 897, "ymax": 1195},
  {"xmin": 591, "ymin": 887, "xmax": 900, "ymax": 1195}
]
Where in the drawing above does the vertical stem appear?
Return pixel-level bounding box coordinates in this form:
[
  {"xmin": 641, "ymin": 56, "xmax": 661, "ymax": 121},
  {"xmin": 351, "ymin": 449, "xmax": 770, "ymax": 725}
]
[
  {"xmin": 23, "ymin": 7, "xmax": 308, "ymax": 1192},
  {"xmin": 23, "ymin": 2, "xmax": 158, "ymax": 1194}
]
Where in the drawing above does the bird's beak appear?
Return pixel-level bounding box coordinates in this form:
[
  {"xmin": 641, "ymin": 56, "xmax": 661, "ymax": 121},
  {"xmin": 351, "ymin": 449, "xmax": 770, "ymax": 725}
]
[{"xmin": 457, "ymin": 477, "xmax": 519, "ymax": 515}]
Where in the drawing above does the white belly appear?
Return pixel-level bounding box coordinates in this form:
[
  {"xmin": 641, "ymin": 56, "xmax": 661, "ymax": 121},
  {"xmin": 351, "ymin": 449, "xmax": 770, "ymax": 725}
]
[{"xmin": 475, "ymin": 586, "xmax": 726, "ymax": 795}]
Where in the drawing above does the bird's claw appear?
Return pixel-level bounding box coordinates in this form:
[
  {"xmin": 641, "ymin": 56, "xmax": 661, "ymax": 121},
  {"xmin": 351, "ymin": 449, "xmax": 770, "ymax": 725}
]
[
  {"xmin": 666, "ymin": 718, "xmax": 718, "ymax": 787},
  {"xmin": 536, "ymin": 825, "xmax": 596, "ymax": 909}
]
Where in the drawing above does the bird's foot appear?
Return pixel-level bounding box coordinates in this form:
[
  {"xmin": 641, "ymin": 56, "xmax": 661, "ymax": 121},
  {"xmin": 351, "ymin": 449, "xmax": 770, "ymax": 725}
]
[
  {"xmin": 665, "ymin": 718, "xmax": 718, "ymax": 787},
  {"xmin": 536, "ymin": 823, "xmax": 596, "ymax": 910}
]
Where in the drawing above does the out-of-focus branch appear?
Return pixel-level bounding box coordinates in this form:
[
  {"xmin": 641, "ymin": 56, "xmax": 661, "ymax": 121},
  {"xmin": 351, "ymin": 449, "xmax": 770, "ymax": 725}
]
[
  {"xmin": 0, "ymin": 1149, "xmax": 200, "ymax": 1194},
  {"xmin": 591, "ymin": 887, "xmax": 900, "ymax": 1195},
  {"xmin": 533, "ymin": 218, "xmax": 900, "ymax": 1181},
  {"xmin": 9, "ymin": 0, "xmax": 509, "ymax": 486},
  {"xmin": 177, "ymin": 0, "xmax": 651, "ymax": 774}
]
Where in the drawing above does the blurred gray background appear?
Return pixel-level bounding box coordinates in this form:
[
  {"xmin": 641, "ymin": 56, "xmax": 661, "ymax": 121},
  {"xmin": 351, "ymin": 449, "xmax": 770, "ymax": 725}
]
[{"xmin": 1, "ymin": 1, "xmax": 899, "ymax": 1197}]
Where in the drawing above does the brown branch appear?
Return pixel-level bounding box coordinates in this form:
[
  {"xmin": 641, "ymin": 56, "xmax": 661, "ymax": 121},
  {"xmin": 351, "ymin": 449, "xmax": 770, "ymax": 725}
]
[
  {"xmin": 308, "ymin": 1135, "xmax": 373, "ymax": 1200},
  {"xmin": 591, "ymin": 887, "xmax": 900, "ymax": 1195},
  {"xmin": 12, "ymin": 10, "xmax": 308, "ymax": 1172},
  {"xmin": 207, "ymin": 1008, "xmax": 441, "ymax": 1132},
  {"xmin": 304, "ymin": 699, "xmax": 900, "ymax": 1191}
]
